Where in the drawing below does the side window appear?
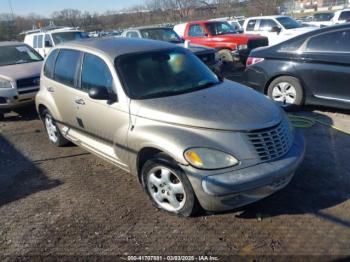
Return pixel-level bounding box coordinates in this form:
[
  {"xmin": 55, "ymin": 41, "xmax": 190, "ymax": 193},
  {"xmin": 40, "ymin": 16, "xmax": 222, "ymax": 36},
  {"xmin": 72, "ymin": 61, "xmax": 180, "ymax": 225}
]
[
  {"xmin": 126, "ymin": 31, "xmax": 139, "ymax": 38},
  {"xmin": 188, "ymin": 24, "xmax": 205, "ymax": 37},
  {"xmin": 259, "ymin": 19, "xmax": 278, "ymax": 31},
  {"xmin": 44, "ymin": 34, "xmax": 53, "ymax": 47},
  {"xmin": 246, "ymin": 20, "xmax": 257, "ymax": 31},
  {"xmin": 37, "ymin": 35, "xmax": 43, "ymax": 48},
  {"xmin": 33, "ymin": 35, "xmax": 38, "ymax": 48},
  {"xmin": 305, "ymin": 30, "xmax": 350, "ymax": 52},
  {"xmin": 81, "ymin": 53, "xmax": 113, "ymax": 92},
  {"xmin": 339, "ymin": 11, "xmax": 350, "ymax": 21},
  {"xmin": 44, "ymin": 49, "xmax": 59, "ymax": 78},
  {"xmin": 54, "ymin": 49, "xmax": 81, "ymax": 87}
]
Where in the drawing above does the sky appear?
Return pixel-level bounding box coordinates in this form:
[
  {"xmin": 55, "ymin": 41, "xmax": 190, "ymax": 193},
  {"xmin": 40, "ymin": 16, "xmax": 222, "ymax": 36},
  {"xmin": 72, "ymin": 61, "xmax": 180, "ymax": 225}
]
[{"xmin": 1, "ymin": 0, "xmax": 144, "ymax": 16}]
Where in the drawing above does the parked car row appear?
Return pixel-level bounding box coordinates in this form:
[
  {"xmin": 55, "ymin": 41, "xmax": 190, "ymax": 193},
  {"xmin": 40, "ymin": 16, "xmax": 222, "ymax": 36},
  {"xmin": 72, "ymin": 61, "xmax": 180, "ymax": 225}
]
[
  {"xmin": 297, "ymin": 9, "xmax": 350, "ymax": 27},
  {"xmin": 0, "ymin": 15, "xmax": 349, "ymax": 217}
]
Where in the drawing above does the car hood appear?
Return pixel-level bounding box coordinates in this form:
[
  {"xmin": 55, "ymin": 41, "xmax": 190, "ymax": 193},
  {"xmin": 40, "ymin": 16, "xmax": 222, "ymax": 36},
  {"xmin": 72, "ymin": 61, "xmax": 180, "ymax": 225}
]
[
  {"xmin": 0, "ymin": 61, "xmax": 43, "ymax": 80},
  {"xmin": 215, "ymin": 33, "xmax": 266, "ymax": 41},
  {"xmin": 284, "ymin": 26, "xmax": 317, "ymax": 35},
  {"xmin": 176, "ymin": 43, "xmax": 214, "ymax": 54},
  {"xmin": 130, "ymin": 80, "xmax": 283, "ymax": 131}
]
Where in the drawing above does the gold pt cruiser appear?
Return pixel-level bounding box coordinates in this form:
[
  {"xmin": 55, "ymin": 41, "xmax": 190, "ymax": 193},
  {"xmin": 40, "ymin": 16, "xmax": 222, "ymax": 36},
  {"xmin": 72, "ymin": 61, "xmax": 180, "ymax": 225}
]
[{"xmin": 36, "ymin": 38, "xmax": 305, "ymax": 217}]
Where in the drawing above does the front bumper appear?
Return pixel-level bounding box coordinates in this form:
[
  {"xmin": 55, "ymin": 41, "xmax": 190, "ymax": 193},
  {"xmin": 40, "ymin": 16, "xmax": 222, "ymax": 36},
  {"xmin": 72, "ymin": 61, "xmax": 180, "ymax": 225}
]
[
  {"xmin": 0, "ymin": 88, "xmax": 38, "ymax": 112},
  {"xmin": 185, "ymin": 130, "xmax": 305, "ymax": 212}
]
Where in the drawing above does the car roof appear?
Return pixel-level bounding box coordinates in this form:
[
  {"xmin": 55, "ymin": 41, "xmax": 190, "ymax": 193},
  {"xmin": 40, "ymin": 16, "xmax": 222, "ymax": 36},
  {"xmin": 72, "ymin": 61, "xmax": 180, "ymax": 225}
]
[
  {"xmin": 247, "ymin": 15, "xmax": 287, "ymax": 20},
  {"xmin": 58, "ymin": 37, "xmax": 179, "ymax": 61},
  {"xmin": 0, "ymin": 41, "xmax": 26, "ymax": 47},
  {"xmin": 127, "ymin": 26, "xmax": 171, "ymax": 30}
]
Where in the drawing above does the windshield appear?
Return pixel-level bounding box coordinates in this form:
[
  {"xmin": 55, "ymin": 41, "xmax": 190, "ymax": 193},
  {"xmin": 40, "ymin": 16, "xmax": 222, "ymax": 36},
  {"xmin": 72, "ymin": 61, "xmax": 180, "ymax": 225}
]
[
  {"xmin": 51, "ymin": 31, "xmax": 88, "ymax": 45},
  {"xmin": 206, "ymin": 22, "xmax": 236, "ymax": 35},
  {"xmin": 140, "ymin": 28, "xmax": 183, "ymax": 43},
  {"xmin": 313, "ymin": 13, "xmax": 334, "ymax": 21},
  {"xmin": 116, "ymin": 49, "xmax": 220, "ymax": 99},
  {"xmin": 0, "ymin": 44, "xmax": 43, "ymax": 66},
  {"xmin": 276, "ymin": 17, "xmax": 302, "ymax": 29}
]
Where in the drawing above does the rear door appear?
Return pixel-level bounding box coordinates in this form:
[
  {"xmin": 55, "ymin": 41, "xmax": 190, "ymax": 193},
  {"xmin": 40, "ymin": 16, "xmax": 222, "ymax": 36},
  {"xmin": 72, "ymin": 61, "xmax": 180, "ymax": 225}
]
[
  {"xmin": 296, "ymin": 28, "xmax": 350, "ymax": 102},
  {"xmin": 49, "ymin": 49, "xmax": 82, "ymax": 127}
]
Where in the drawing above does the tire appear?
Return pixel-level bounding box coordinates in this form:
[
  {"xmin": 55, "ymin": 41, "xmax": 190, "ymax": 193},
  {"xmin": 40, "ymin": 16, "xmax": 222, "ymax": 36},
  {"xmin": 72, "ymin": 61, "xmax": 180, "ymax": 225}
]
[
  {"xmin": 267, "ymin": 76, "xmax": 304, "ymax": 110},
  {"xmin": 218, "ymin": 49, "xmax": 234, "ymax": 63},
  {"xmin": 0, "ymin": 112, "xmax": 4, "ymax": 121},
  {"xmin": 42, "ymin": 109, "xmax": 69, "ymax": 147},
  {"xmin": 141, "ymin": 153, "xmax": 199, "ymax": 217}
]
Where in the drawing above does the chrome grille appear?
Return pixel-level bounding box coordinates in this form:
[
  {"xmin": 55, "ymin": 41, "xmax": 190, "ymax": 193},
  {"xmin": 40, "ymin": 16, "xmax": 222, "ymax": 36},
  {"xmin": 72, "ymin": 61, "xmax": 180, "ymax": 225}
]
[{"xmin": 247, "ymin": 121, "xmax": 292, "ymax": 161}]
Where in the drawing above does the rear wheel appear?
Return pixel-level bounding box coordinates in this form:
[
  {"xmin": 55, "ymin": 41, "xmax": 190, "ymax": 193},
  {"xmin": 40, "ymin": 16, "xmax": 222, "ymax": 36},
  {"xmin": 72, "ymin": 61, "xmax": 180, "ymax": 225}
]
[
  {"xmin": 267, "ymin": 76, "xmax": 304, "ymax": 109},
  {"xmin": 141, "ymin": 153, "xmax": 199, "ymax": 217},
  {"xmin": 42, "ymin": 109, "xmax": 69, "ymax": 147}
]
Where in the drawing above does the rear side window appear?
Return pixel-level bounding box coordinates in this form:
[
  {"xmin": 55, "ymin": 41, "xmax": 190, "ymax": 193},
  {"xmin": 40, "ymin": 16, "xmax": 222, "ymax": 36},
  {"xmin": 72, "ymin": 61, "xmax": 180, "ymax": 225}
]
[
  {"xmin": 33, "ymin": 36, "xmax": 38, "ymax": 48},
  {"xmin": 305, "ymin": 29, "xmax": 350, "ymax": 52},
  {"xmin": 246, "ymin": 20, "xmax": 257, "ymax": 31},
  {"xmin": 279, "ymin": 37, "xmax": 306, "ymax": 52},
  {"xmin": 339, "ymin": 11, "xmax": 350, "ymax": 21},
  {"xmin": 188, "ymin": 24, "xmax": 205, "ymax": 37},
  {"xmin": 44, "ymin": 49, "xmax": 59, "ymax": 78},
  {"xmin": 37, "ymin": 35, "xmax": 43, "ymax": 48},
  {"xmin": 54, "ymin": 49, "xmax": 81, "ymax": 87},
  {"xmin": 81, "ymin": 53, "xmax": 113, "ymax": 91}
]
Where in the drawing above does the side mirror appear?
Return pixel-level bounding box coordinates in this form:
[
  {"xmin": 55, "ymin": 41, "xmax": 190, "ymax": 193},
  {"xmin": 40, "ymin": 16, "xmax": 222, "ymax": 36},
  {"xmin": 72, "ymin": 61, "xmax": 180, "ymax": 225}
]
[
  {"xmin": 88, "ymin": 86, "xmax": 117, "ymax": 104},
  {"xmin": 270, "ymin": 26, "xmax": 282, "ymax": 34},
  {"xmin": 45, "ymin": 41, "xmax": 52, "ymax": 48}
]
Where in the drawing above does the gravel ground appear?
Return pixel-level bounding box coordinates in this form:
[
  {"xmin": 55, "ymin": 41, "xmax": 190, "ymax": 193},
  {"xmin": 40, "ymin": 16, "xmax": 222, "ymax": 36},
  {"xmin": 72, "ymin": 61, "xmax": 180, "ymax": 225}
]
[{"xmin": 1, "ymin": 73, "xmax": 350, "ymax": 259}]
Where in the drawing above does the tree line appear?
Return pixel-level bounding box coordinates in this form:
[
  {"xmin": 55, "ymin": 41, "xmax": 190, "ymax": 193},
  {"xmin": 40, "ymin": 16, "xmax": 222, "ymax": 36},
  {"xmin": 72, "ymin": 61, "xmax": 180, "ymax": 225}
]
[{"xmin": 0, "ymin": 0, "xmax": 288, "ymax": 41}]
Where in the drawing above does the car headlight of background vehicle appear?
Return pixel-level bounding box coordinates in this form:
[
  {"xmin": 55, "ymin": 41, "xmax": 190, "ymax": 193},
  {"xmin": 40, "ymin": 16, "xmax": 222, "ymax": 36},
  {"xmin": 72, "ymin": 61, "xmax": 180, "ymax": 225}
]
[
  {"xmin": 237, "ymin": 44, "xmax": 248, "ymax": 50},
  {"xmin": 184, "ymin": 148, "xmax": 239, "ymax": 170},
  {"xmin": 0, "ymin": 78, "xmax": 13, "ymax": 89}
]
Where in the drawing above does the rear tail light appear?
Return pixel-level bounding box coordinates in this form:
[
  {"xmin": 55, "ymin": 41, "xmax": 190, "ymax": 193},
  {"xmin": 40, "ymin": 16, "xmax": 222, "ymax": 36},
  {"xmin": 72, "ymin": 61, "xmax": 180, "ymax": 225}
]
[{"xmin": 246, "ymin": 57, "xmax": 264, "ymax": 66}]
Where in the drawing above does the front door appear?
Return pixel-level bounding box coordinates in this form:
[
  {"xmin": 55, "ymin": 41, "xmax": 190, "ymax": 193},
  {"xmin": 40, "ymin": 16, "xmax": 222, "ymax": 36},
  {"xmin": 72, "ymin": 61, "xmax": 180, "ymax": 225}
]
[{"xmin": 72, "ymin": 52, "xmax": 130, "ymax": 167}]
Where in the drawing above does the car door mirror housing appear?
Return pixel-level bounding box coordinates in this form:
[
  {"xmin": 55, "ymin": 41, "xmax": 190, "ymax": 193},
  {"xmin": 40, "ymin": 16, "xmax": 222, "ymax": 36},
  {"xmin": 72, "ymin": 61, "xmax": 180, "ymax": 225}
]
[
  {"xmin": 270, "ymin": 26, "xmax": 282, "ymax": 34},
  {"xmin": 88, "ymin": 86, "xmax": 117, "ymax": 104}
]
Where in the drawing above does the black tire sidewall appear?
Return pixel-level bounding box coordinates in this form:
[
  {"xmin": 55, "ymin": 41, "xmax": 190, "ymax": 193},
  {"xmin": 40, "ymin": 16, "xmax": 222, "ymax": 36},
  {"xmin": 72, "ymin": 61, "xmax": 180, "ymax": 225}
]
[
  {"xmin": 141, "ymin": 155, "xmax": 198, "ymax": 217},
  {"xmin": 267, "ymin": 76, "xmax": 304, "ymax": 109},
  {"xmin": 42, "ymin": 109, "xmax": 68, "ymax": 147}
]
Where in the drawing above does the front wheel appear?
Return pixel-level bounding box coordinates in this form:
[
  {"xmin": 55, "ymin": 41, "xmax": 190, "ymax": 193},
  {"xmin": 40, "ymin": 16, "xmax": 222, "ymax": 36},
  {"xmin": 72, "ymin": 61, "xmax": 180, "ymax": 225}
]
[
  {"xmin": 267, "ymin": 76, "xmax": 304, "ymax": 110},
  {"xmin": 141, "ymin": 154, "xmax": 199, "ymax": 217},
  {"xmin": 42, "ymin": 109, "xmax": 69, "ymax": 147}
]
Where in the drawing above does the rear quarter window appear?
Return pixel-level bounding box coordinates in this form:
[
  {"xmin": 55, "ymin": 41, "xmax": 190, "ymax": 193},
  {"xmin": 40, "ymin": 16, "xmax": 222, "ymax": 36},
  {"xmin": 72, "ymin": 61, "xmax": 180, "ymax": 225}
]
[{"xmin": 54, "ymin": 49, "xmax": 81, "ymax": 87}]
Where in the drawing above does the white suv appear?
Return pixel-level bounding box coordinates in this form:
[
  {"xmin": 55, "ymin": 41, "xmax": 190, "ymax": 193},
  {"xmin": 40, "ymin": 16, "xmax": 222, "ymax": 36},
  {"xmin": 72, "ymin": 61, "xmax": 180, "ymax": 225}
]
[
  {"xmin": 332, "ymin": 9, "xmax": 350, "ymax": 25},
  {"xmin": 23, "ymin": 26, "xmax": 88, "ymax": 57},
  {"xmin": 243, "ymin": 16, "xmax": 316, "ymax": 45}
]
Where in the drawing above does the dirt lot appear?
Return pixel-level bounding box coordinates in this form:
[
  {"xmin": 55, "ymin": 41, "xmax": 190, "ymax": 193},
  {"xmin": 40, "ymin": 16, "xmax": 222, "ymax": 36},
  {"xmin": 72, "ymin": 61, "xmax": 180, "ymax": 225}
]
[{"xmin": 1, "ymin": 81, "xmax": 350, "ymax": 258}]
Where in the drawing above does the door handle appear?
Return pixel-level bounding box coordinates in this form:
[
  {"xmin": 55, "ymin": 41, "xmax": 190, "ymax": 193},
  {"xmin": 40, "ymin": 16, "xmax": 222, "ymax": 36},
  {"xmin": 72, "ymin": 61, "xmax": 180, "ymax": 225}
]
[
  {"xmin": 46, "ymin": 87, "xmax": 54, "ymax": 93},
  {"xmin": 74, "ymin": 98, "xmax": 85, "ymax": 105}
]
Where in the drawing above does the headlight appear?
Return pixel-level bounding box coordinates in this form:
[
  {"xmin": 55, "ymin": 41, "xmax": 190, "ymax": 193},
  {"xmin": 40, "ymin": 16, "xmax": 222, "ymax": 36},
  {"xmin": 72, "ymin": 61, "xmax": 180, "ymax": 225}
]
[
  {"xmin": 0, "ymin": 78, "xmax": 13, "ymax": 89},
  {"xmin": 184, "ymin": 148, "xmax": 239, "ymax": 170},
  {"xmin": 237, "ymin": 44, "xmax": 248, "ymax": 50}
]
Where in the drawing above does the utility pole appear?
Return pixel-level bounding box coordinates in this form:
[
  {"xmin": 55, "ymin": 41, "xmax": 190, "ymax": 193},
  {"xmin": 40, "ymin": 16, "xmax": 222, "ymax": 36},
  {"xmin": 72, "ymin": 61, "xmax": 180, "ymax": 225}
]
[{"xmin": 8, "ymin": 0, "xmax": 15, "ymax": 21}]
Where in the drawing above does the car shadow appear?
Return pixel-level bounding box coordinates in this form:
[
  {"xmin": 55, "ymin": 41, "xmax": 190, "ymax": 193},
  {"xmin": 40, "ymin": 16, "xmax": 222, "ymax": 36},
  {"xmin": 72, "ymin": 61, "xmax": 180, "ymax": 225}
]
[
  {"xmin": 1, "ymin": 105, "xmax": 39, "ymax": 122},
  {"xmin": 0, "ymin": 135, "xmax": 62, "ymax": 207},
  {"xmin": 205, "ymin": 111, "xmax": 350, "ymax": 228}
]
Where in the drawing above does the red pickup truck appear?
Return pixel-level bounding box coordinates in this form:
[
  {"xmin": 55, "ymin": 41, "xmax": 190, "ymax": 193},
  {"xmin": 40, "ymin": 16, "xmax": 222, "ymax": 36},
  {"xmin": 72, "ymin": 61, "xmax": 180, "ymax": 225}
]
[{"xmin": 174, "ymin": 20, "xmax": 268, "ymax": 63}]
